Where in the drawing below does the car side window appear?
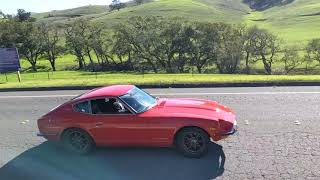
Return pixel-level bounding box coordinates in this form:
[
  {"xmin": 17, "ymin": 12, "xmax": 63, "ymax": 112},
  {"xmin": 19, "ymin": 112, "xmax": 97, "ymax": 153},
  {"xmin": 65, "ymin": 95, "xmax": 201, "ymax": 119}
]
[
  {"xmin": 91, "ymin": 98, "xmax": 130, "ymax": 115},
  {"xmin": 74, "ymin": 101, "xmax": 90, "ymax": 114}
]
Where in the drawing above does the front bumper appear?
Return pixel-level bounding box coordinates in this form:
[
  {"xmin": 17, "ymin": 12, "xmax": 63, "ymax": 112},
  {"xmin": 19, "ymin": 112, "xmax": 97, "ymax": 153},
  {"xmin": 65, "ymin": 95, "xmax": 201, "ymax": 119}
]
[
  {"xmin": 220, "ymin": 120, "xmax": 238, "ymax": 136},
  {"xmin": 220, "ymin": 127, "xmax": 237, "ymax": 136},
  {"xmin": 211, "ymin": 120, "xmax": 237, "ymax": 141}
]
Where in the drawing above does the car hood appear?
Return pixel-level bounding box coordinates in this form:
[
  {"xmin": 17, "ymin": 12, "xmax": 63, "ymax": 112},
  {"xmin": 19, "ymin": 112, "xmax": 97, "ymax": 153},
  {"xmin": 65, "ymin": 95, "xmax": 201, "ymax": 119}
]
[
  {"xmin": 160, "ymin": 98, "xmax": 231, "ymax": 111},
  {"xmin": 142, "ymin": 98, "xmax": 234, "ymax": 121}
]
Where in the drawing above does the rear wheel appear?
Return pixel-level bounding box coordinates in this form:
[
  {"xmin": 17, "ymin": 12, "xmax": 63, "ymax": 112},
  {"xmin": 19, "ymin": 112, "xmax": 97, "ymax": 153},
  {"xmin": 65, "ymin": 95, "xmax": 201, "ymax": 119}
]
[
  {"xmin": 61, "ymin": 128, "xmax": 94, "ymax": 155},
  {"xmin": 176, "ymin": 127, "xmax": 210, "ymax": 158}
]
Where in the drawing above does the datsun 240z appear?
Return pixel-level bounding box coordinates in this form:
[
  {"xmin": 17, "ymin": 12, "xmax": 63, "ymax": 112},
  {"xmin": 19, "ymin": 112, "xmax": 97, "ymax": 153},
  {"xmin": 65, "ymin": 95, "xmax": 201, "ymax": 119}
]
[{"xmin": 37, "ymin": 85, "xmax": 237, "ymax": 158}]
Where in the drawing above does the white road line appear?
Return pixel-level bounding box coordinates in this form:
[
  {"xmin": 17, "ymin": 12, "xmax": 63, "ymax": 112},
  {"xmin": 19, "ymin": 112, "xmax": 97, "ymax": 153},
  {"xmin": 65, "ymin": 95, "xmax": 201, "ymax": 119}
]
[
  {"xmin": 0, "ymin": 95, "xmax": 77, "ymax": 99},
  {"xmin": 153, "ymin": 92, "xmax": 320, "ymax": 96},
  {"xmin": 1, "ymin": 91, "xmax": 320, "ymax": 98}
]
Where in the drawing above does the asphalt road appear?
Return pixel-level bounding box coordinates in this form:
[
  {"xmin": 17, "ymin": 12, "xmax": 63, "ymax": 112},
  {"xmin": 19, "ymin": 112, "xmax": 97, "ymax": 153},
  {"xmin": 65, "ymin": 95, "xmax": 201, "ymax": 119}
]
[{"xmin": 0, "ymin": 86, "xmax": 320, "ymax": 180}]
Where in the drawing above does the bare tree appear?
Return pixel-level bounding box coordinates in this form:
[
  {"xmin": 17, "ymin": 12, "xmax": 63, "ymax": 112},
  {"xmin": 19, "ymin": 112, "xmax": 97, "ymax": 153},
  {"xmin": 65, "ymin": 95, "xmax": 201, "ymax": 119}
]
[
  {"xmin": 304, "ymin": 38, "xmax": 320, "ymax": 73},
  {"xmin": 215, "ymin": 24, "xmax": 244, "ymax": 74},
  {"xmin": 40, "ymin": 23, "xmax": 64, "ymax": 71},
  {"xmin": 243, "ymin": 26, "xmax": 258, "ymax": 74},
  {"xmin": 113, "ymin": 17, "xmax": 161, "ymax": 73},
  {"xmin": 135, "ymin": 0, "xmax": 144, "ymax": 5},
  {"xmin": 17, "ymin": 22, "xmax": 43, "ymax": 71},
  {"xmin": 87, "ymin": 23, "xmax": 113, "ymax": 66},
  {"xmin": 0, "ymin": 20, "xmax": 19, "ymax": 48},
  {"xmin": 0, "ymin": 10, "xmax": 4, "ymax": 19},
  {"xmin": 65, "ymin": 19, "xmax": 89, "ymax": 70},
  {"xmin": 250, "ymin": 27, "xmax": 280, "ymax": 75},
  {"xmin": 281, "ymin": 46, "xmax": 302, "ymax": 74},
  {"xmin": 15, "ymin": 9, "xmax": 35, "ymax": 22},
  {"xmin": 306, "ymin": 38, "xmax": 320, "ymax": 63},
  {"xmin": 110, "ymin": 0, "xmax": 126, "ymax": 11}
]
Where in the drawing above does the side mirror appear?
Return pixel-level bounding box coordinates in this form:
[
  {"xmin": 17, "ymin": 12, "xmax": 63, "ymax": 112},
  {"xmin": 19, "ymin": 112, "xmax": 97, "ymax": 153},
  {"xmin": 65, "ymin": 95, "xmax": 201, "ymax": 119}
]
[{"xmin": 113, "ymin": 101, "xmax": 126, "ymax": 113}]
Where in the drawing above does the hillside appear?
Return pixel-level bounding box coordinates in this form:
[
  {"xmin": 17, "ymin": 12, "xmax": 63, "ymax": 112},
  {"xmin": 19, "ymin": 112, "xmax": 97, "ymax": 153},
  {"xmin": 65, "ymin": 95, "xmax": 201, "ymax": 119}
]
[
  {"xmin": 33, "ymin": 0, "xmax": 250, "ymax": 24},
  {"xmin": 243, "ymin": 0, "xmax": 295, "ymax": 10},
  {"xmin": 33, "ymin": 5, "xmax": 108, "ymax": 24},
  {"xmin": 32, "ymin": 0, "xmax": 320, "ymax": 46},
  {"xmin": 246, "ymin": 0, "xmax": 320, "ymax": 46},
  {"xmin": 91, "ymin": 0, "xmax": 250, "ymax": 28}
]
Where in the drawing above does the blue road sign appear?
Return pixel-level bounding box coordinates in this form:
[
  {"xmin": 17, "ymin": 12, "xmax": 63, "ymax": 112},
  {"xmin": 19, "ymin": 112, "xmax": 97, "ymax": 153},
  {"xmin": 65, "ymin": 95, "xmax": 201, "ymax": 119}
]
[{"xmin": 0, "ymin": 48, "xmax": 21, "ymax": 73}]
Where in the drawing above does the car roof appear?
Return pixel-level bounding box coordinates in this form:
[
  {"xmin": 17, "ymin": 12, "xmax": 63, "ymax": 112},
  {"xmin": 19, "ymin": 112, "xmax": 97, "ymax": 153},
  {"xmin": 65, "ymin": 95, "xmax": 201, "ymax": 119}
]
[{"xmin": 79, "ymin": 85, "xmax": 135, "ymax": 99}]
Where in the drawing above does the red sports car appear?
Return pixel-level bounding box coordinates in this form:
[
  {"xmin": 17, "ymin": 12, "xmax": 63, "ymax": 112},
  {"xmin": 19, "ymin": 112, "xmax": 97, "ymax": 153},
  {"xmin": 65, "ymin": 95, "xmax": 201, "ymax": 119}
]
[{"xmin": 37, "ymin": 85, "xmax": 237, "ymax": 158}]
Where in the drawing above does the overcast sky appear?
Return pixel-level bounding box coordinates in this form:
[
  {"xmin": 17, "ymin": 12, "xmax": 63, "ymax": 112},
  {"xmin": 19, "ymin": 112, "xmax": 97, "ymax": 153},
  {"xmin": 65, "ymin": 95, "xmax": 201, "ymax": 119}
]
[{"xmin": 0, "ymin": 0, "xmax": 130, "ymax": 14}]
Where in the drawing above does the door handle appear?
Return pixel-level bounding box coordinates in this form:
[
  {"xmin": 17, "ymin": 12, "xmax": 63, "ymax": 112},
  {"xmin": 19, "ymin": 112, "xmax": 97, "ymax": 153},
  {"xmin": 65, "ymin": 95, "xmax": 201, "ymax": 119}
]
[{"xmin": 95, "ymin": 122, "xmax": 103, "ymax": 127}]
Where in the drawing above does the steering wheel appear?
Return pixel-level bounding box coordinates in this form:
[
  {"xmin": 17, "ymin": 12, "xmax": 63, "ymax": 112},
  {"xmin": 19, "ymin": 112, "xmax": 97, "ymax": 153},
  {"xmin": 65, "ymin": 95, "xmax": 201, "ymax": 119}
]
[{"xmin": 113, "ymin": 101, "xmax": 126, "ymax": 112}]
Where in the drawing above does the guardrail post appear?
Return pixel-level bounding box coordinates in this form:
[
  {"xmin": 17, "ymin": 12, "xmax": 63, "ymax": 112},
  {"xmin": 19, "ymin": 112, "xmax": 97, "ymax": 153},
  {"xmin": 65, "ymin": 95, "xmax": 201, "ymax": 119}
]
[{"xmin": 17, "ymin": 71, "xmax": 21, "ymax": 82}]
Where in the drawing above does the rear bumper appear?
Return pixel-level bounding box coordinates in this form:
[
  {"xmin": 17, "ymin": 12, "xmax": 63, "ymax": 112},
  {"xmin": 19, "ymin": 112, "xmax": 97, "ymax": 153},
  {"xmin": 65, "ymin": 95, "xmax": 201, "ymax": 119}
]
[
  {"xmin": 36, "ymin": 132, "xmax": 59, "ymax": 141},
  {"xmin": 37, "ymin": 132, "xmax": 45, "ymax": 137},
  {"xmin": 37, "ymin": 132, "xmax": 57, "ymax": 136}
]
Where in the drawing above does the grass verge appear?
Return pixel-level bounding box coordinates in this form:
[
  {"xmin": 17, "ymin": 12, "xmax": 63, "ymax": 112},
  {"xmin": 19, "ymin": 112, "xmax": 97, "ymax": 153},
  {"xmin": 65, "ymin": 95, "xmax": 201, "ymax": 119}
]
[{"xmin": 1, "ymin": 71, "xmax": 320, "ymax": 89}]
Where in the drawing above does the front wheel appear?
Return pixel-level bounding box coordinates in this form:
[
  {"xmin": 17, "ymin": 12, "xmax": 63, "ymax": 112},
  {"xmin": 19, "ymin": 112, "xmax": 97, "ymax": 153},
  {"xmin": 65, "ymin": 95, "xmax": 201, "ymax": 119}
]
[
  {"xmin": 176, "ymin": 127, "xmax": 210, "ymax": 158},
  {"xmin": 61, "ymin": 128, "xmax": 95, "ymax": 155}
]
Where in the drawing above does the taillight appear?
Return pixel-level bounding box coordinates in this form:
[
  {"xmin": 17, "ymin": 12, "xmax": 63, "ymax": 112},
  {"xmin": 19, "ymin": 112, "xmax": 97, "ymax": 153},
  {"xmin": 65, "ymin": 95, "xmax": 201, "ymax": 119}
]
[
  {"xmin": 37, "ymin": 115, "xmax": 51, "ymax": 127},
  {"xmin": 37, "ymin": 117, "xmax": 46, "ymax": 123},
  {"xmin": 218, "ymin": 119, "xmax": 233, "ymax": 132},
  {"xmin": 37, "ymin": 117, "xmax": 45, "ymax": 129}
]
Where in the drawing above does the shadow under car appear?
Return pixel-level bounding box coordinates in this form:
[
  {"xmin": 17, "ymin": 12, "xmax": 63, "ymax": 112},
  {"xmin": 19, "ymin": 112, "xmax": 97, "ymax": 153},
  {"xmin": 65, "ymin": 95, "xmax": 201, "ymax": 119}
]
[{"xmin": 0, "ymin": 142, "xmax": 226, "ymax": 180}]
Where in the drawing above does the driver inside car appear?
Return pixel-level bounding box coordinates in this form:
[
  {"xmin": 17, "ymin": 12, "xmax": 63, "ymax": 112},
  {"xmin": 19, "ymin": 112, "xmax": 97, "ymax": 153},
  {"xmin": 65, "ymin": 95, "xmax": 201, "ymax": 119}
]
[{"xmin": 91, "ymin": 98, "xmax": 127, "ymax": 114}]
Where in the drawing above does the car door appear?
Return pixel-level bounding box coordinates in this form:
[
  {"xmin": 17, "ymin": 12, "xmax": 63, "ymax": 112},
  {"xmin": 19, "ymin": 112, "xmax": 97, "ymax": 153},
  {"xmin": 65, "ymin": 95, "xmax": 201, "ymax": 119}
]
[{"xmin": 89, "ymin": 97, "xmax": 151, "ymax": 146}]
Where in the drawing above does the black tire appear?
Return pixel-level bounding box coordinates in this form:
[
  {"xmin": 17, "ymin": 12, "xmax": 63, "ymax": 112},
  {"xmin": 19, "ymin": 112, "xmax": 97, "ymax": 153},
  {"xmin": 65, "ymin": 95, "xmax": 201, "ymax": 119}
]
[
  {"xmin": 175, "ymin": 127, "xmax": 210, "ymax": 158},
  {"xmin": 61, "ymin": 128, "xmax": 95, "ymax": 155}
]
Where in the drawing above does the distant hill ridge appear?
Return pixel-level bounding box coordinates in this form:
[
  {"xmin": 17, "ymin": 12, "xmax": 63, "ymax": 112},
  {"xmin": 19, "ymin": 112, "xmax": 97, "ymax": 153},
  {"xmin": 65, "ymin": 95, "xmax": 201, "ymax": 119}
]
[
  {"xmin": 243, "ymin": 0, "xmax": 295, "ymax": 10},
  {"xmin": 31, "ymin": 0, "xmax": 320, "ymax": 46}
]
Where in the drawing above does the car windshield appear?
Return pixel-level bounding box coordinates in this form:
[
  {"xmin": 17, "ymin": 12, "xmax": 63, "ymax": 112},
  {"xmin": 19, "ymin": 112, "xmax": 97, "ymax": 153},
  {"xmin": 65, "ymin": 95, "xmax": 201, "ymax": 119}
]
[{"xmin": 120, "ymin": 87, "xmax": 157, "ymax": 113}]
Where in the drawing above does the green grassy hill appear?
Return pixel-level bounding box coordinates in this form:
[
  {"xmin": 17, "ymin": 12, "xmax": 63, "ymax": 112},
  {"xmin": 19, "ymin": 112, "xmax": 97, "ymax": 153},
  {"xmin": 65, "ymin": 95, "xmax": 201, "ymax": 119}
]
[
  {"xmin": 33, "ymin": 0, "xmax": 250, "ymax": 25},
  {"xmin": 93, "ymin": 0, "xmax": 250, "ymax": 26},
  {"xmin": 32, "ymin": 0, "xmax": 320, "ymax": 46},
  {"xmin": 246, "ymin": 0, "xmax": 320, "ymax": 46},
  {"xmin": 33, "ymin": 5, "xmax": 108, "ymax": 24}
]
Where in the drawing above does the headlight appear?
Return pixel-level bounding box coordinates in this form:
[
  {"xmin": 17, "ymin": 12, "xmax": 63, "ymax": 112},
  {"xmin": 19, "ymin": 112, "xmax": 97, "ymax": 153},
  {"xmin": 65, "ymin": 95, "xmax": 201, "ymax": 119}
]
[{"xmin": 218, "ymin": 119, "xmax": 233, "ymax": 132}]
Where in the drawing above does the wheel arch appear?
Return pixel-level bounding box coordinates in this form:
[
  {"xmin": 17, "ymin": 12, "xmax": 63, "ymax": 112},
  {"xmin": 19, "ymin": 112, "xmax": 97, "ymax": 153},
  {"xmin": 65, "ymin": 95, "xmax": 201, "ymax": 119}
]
[
  {"xmin": 59, "ymin": 127, "xmax": 96, "ymax": 144},
  {"xmin": 173, "ymin": 126, "xmax": 210, "ymax": 145}
]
